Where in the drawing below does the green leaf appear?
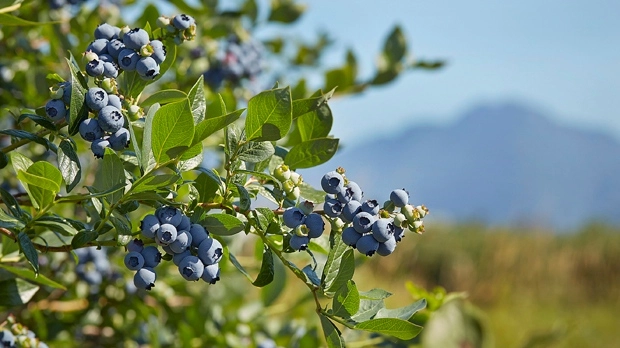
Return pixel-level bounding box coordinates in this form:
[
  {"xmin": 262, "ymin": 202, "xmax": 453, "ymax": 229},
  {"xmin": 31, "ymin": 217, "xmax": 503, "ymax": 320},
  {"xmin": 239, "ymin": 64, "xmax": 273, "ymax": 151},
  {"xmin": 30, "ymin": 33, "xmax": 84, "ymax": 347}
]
[
  {"xmin": 260, "ymin": 254, "xmax": 286, "ymax": 306},
  {"xmin": 237, "ymin": 141, "xmax": 275, "ymax": 163},
  {"xmin": 298, "ymin": 182, "xmax": 326, "ymax": 203},
  {"xmin": 71, "ymin": 230, "xmax": 98, "ymax": 248},
  {"xmin": 360, "ymin": 288, "xmax": 393, "ymax": 300},
  {"xmin": 0, "ymin": 13, "xmax": 57, "ymax": 26},
  {"xmin": 33, "ymin": 218, "xmax": 78, "ymax": 236},
  {"xmin": 17, "ymin": 161, "xmax": 62, "ymax": 209},
  {"xmin": 151, "ymin": 99, "xmax": 195, "ymax": 164},
  {"xmin": 0, "ymin": 264, "xmax": 66, "ymax": 290},
  {"xmin": 296, "ymin": 102, "xmax": 333, "ymax": 142},
  {"xmin": 65, "ymin": 55, "xmax": 89, "ymax": 135},
  {"xmin": 188, "ymin": 75, "xmax": 206, "ymax": 124},
  {"xmin": 130, "ymin": 173, "xmax": 181, "ymax": 195},
  {"xmin": 141, "ymin": 103, "xmax": 159, "ymax": 172},
  {"xmin": 0, "ymin": 130, "xmax": 51, "ymax": 150},
  {"xmin": 233, "ymin": 184, "xmax": 251, "ymax": 212},
  {"xmin": 193, "ymin": 107, "xmax": 244, "ymax": 147},
  {"xmin": 268, "ymin": 0, "xmax": 305, "ymax": 23},
  {"xmin": 94, "ymin": 148, "xmax": 126, "ymax": 204},
  {"xmin": 118, "ymin": 71, "xmax": 147, "ymax": 100},
  {"xmin": 319, "ymin": 315, "xmax": 345, "ymax": 348},
  {"xmin": 245, "ymin": 87, "xmax": 292, "ymax": 141},
  {"xmin": 332, "ymin": 280, "xmax": 360, "ymax": 319},
  {"xmin": 0, "ymin": 278, "xmax": 39, "ymax": 307},
  {"xmin": 0, "ymin": 186, "xmax": 24, "ymax": 219},
  {"xmin": 110, "ymin": 213, "xmax": 132, "ymax": 236},
  {"xmin": 17, "ymin": 113, "xmax": 57, "ymax": 131},
  {"xmin": 228, "ymin": 251, "xmax": 252, "ymax": 281},
  {"xmin": 292, "ymin": 88, "xmax": 334, "ymax": 119},
  {"xmin": 371, "ymin": 68, "xmax": 400, "ymax": 86},
  {"xmin": 375, "ymin": 299, "xmax": 427, "ymax": 320},
  {"xmin": 128, "ymin": 120, "xmax": 142, "ymax": 168},
  {"xmin": 0, "ymin": 209, "xmax": 24, "ymax": 230},
  {"xmin": 178, "ymin": 143, "xmax": 203, "ymax": 171},
  {"xmin": 322, "ymin": 231, "xmax": 355, "ymax": 298},
  {"xmin": 252, "ymin": 248, "xmax": 274, "ymax": 287},
  {"xmin": 383, "ymin": 25, "xmax": 407, "ymax": 65},
  {"xmin": 17, "ymin": 232, "xmax": 38, "ymax": 274},
  {"xmin": 57, "ymin": 139, "xmax": 81, "ymax": 192},
  {"xmin": 354, "ymin": 318, "xmax": 423, "ymax": 340},
  {"xmin": 141, "ymin": 89, "xmax": 187, "ymax": 107},
  {"xmin": 351, "ymin": 299, "xmax": 385, "ymax": 322},
  {"xmin": 194, "ymin": 171, "xmax": 221, "ymax": 203},
  {"xmin": 203, "ymin": 214, "xmax": 245, "ymax": 236},
  {"xmin": 0, "ymin": 152, "xmax": 6, "ymax": 169},
  {"xmin": 284, "ymin": 138, "xmax": 339, "ymax": 169}
]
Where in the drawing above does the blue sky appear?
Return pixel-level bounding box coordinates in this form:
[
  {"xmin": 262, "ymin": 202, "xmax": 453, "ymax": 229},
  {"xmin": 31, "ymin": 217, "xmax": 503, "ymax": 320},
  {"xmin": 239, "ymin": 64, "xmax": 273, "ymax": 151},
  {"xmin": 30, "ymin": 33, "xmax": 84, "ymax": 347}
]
[{"xmin": 279, "ymin": 0, "xmax": 620, "ymax": 146}]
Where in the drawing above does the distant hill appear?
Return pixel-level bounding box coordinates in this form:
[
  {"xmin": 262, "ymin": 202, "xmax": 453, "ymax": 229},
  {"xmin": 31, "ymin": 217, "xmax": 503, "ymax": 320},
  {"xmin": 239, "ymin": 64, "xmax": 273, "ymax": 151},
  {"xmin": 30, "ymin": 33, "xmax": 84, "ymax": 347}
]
[{"xmin": 300, "ymin": 103, "xmax": 620, "ymax": 231}]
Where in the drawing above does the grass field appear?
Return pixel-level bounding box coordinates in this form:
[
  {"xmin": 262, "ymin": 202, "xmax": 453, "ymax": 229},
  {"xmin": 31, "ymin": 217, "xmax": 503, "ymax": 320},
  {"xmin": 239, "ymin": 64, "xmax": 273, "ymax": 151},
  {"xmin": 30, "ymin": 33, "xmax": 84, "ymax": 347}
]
[{"xmin": 357, "ymin": 222, "xmax": 620, "ymax": 347}]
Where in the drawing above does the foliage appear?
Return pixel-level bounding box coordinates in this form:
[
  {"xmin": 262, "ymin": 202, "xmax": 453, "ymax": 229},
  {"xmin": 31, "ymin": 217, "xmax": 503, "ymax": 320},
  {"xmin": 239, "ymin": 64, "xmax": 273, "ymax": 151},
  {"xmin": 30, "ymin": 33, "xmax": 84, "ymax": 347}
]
[{"xmin": 0, "ymin": 0, "xmax": 447, "ymax": 346}]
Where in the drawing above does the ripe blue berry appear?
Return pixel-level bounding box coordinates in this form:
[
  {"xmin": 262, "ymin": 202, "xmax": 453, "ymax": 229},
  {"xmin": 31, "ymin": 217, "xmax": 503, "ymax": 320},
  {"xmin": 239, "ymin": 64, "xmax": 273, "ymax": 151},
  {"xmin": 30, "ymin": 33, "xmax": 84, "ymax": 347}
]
[
  {"xmin": 352, "ymin": 211, "xmax": 376, "ymax": 234},
  {"xmin": 94, "ymin": 23, "xmax": 120, "ymax": 40},
  {"xmin": 85, "ymin": 87, "xmax": 108, "ymax": 111},
  {"xmin": 140, "ymin": 246, "xmax": 162, "ymax": 268},
  {"xmin": 133, "ymin": 267, "xmax": 156, "ymax": 290},
  {"xmin": 342, "ymin": 200, "xmax": 362, "ymax": 222},
  {"xmin": 126, "ymin": 238, "xmax": 144, "ymax": 253},
  {"xmin": 98, "ymin": 54, "xmax": 114, "ymax": 63},
  {"xmin": 390, "ymin": 189, "xmax": 409, "ymax": 207},
  {"xmin": 118, "ymin": 49, "xmax": 139, "ymax": 71},
  {"xmin": 107, "ymin": 39, "xmax": 125, "ymax": 59},
  {"xmin": 394, "ymin": 226, "xmax": 405, "ymax": 242},
  {"xmin": 321, "ymin": 171, "xmax": 344, "ymax": 194},
  {"xmin": 197, "ymin": 237, "xmax": 223, "ymax": 265},
  {"xmin": 156, "ymin": 206, "xmax": 183, "ymax": 227},
  {"xmin": 177, "ymin": 215, "xmax": 191, "ymax": 232},
  {"xmin": 157, "ymin": 223, "xmax": 178, "ymax": 245},
  {"xmin": 123, "ymin": 28, "xmax": 150, "ymax": 50},
  {"xmin": 376, "ymin": 236, "xmax": 397, "ymax": 256},
  {"xmin": 371, "ymin": 218, "xmax": 395, "ymax": 243},
  {"xmin": 140, "ymin": 214, "xmax": 160, "ymax": 239},
  {"xmin": 91, "ymin": 138, "xmax": 110, "ymax": 158},
  {"xmin": 189, "ymin": 224, "xmax": 208, "ymax": 247},
  {"xmin": 87, "ymin": 39, "xmax": 109, "ymax": 55},
  {"xmin": 172, "ymin": 14, "xmax": 195, "ymax": 30},
  {"xmin": 178, "ymin": 255, "xmax": 205, "ymax": 281},
  {"xmin": 341, "ymin": 226, "xmax": 361, "ymax": 247},
  {"xmin": 61, "ymin": 81, "xmax": 72, "ymax": 105},
  {"xmin": 337, "ymin": 181, "xmax": 363, "ymax": 203},
  {"xmin": 136, "ymin": 56, "xmax": 160, "ymax": 80},
  {"xmin": 356, "ymin": 235, "xmax": 379, "ymax": 256},
  {"xmin": 124, "ymin": 251, "xmax": 145, "ymax": 270},
  {"xmin": 45, "ymin": 99, "xmax": 66, "ymax": 121},
  {"xmin": 86, "ymin": 58, "xmax": 104, "ymax": 77},
  {"xmin": 282, "ymin": 207, "xmax": 305, "ymax": 228},
  {"xmin": 109, "ymin": 127, "xmax": 130, "ymax": 151},
  {"xmin": 201, "ymin": 263, "xmax": 220, "ymax": 284},
  {"xmin": 289, "ymin": 235, "xmax": 310, "ymax": 251},
  {"xmin": 107, "ymin": 94, "xmax": 122, "ymax": 109},
  {"xmin": 304, "ymin": 213, "xmax": 325, "ymax": 238},
  {"xmin": 103, "ymin": 61, "xmax": 119, "ymax": 78},
  {"xmin": 361, "ymin": 199, "xmax": 380, "ymax": 215},
  {"xmin": 169, "ymin": 230, "xmax": 192, "ymax": 253},
  {"xmin": 0, "ymin": 329, "xmax": 15, "ymax": 347},
  {"xmin": 150, "ymin": 40, "xmax": 166, "ymax": 64},
  {"xmin": 172, "ymin": 249, "xmax": 191, "ymax": 266},
  {"xmin": 98, "ymin": 105, "xmax": 124, "ymax": 133},
  {"xmin": 323, "ymin": 197, "xmax": 343, "ymax": 218}
]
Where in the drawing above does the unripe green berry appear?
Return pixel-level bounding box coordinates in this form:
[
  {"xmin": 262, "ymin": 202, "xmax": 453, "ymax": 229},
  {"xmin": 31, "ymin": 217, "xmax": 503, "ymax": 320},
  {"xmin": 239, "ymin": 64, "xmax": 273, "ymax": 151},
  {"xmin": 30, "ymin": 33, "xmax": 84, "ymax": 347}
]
[
  {"xmin": 401, "ymin": 204, "xmax": 415, "ymax": 223},
  {"xmin": 128, "ymin": 104, "xmax": 141, "ymax": 120},
  {"xmin": 298, "ymin": 200, "xmax": 315, "ymax": 215},
  {"xmin": 294, "ymin": 224, "xmax": 308, "ymax": 237},
  {"xmin": 287, "ymin": 186, "xmax": 301, "ymax": 200},
  {"xmin": 273, "ymin": 164, "xmax": 291, "ymax": 181},
  {"xmin": 290, "ymin": 171, "xmax": 302, "ymax": 186},
  {"xmin": 140, "ymin": 44, "xmax": 153, "ymax": 57},
  {"xmin": 83, "ymin": 50, "xmax": 99, "ymax": 63},
  {"xmin": 101, "ymin": 78, "xmax": 117, "ymax": 94},
  {"xmin": 118, "ymin": 26, "xmax": 131, "ymax": 40},
  {"xmin": 393, "ymin": 213, "xmax": 407, "ymax": 228},
  {"xmin": 282, "ymin": 179, "xmax": 295, "ymax": 193},
  {"xmin": 156, "ymin": 16, "xmax": 171, "ymax": 28},
  {"xmin": 49, "ymin": 86, "xmax": 64, "ymax": 100}
]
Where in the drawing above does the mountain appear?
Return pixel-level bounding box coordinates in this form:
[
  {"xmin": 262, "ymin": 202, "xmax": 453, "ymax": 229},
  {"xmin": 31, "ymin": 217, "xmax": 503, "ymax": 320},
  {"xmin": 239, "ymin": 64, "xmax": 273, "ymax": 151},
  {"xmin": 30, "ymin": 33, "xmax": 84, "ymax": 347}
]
[{"xmin": 299, "ymin": 102, "xmax": 620, "ymax": 231}]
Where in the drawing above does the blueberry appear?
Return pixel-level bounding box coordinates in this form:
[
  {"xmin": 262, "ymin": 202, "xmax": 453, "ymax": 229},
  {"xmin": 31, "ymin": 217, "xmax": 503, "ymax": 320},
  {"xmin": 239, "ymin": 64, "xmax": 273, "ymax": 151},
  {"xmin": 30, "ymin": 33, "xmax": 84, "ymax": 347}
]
[
  {"xmin": 394, "ymin": 226, "xmax": 405, "ymax": 242},
  {"xmin": 124, "ymin": 251, "xmax": 145, "ymax": 270},
  {"xmin": 87, "ymin": 39, "xmax": 109, "ymax": 55},
  {"xmin": 390, "ymin": 189, "xmax": 409, "ymax": 207},
  {"xmin": 341, "ymin": 226, "xmax": 361, "ymax": 247},
  {"xmin": 107, "ymin": 94, "xmax": 122, "ymax": 109},
  {"xmin": 103, "ymin": 61, "xmax": 119, "ymax": 78},
  {"xmin": 376, "ymin": 236, "xmax": 397, "ymax": 256},
  {"xmin": 342, "ymin": 200, "xmax": 362, "ymax": 223},
  {"xmin": 91, "ymin": 138, "xmax": 110, "ymax": 158},
  {"xmin": 172, "ymin": 249, "xmax": 191, "ymax": 266},
  {"xmin": 136, "ymin": 56, "xmax": 160, "ymax": 80},
  {"xmin": 118, "ymin": 48, "xmax": 139, "ymax": 71},
  {"xmin": 133, "ymin": 267, "xmax": 156, "ymax": 290},
  {"xmin": 321, "ymin": 171, "xmax": 344, "ymax": 194},
  {"xmin": 356, "ymin": 235, "xmax": 379, "ymax": 256},
  {"xmin": 79, "ymin": 118, "xmax": 103, "ymax": 142},
  {"xmin": 323, "ymin": 197, "xmax": 343, "ymax": 218},
  {"xmin": 289, "ymin": 235, "xmax": 310, "ymax": 251},
  {"xmin": 107, "ymin": 39, "xmax": 125, "ymax": 60},
  {"xmin": 95, "ymin": 23, "xmax": 120, "ymax": 40},
  {"xmin": 336, "ymin": 181, "xmax": 363, "ymax": 203},
  {"xmin": 85, "ymin": 58, "xmax": 104, "ymax": 77},
  {"xmin": 201, "ymin": 263, "xmax": 220, "ymax": 284},
  {"xmin": 45, "ymin": 99, "xmax": 66, "ymax": 121},
  {"xmin": 178, "ymin": 255, "xmax": 204, "ymax": 281},
  {"xmin": 361, "ymin": 199, "xmax": 380, "ymax": 215},
  {"xmin": 123, "ymin": 28, "xmax": 150, "ymax": 50},
  {"xmin": 109, "ymin": 127, "xmax": 130, "ymax": 150},
  {"xmin": 282, "ymin": 207, "xmax": 305, "ymax": 228},
  {"xmin": 140, "ymin": 214, "xmax": 160, "ymax": 238},
  {"xmin": 177, "ymin": 215, "xmax": 191, "ymax": 232},
  {"xmin": 161, "ymin": 244, "xmax": 174, "ymax": 255},
  {"xmin": 61, "ymin": 81, "xmax": 72, "ymax": 105},
  {"xmin": 126, "ymin": 238, "xmax": 144, "ymax": 253},
  {"xmin": 371, "ymin": 218, "xmax": 395, "ymax": 243},
  {"xmin": 156, "ymin": 206, "xmax": 183, "ymax": 227},
  {"xmin": 150, "ymin": 40, "xmax": 166, "ymax": 64},
  {"xmin": 157, "ymin": 223, "xmax": 178, "ymax": 245},
  {"xmin": 189, "ymin": 224, "xmax": 208, "ymax": 247},
  {"xmin": 169, "ymin": 229, "xmax": 192, "ymax": 253},
  {"xmin": 85, "ymin": 87, "xmax": 108, "ymax": 111},
  {"xmin": 98, "ymin": 105, "xmax": 124, "ymax": 133},
  {"xmin": 172, "ymin": 14, "xmax": 195, "ymax": 30},
  {"xmin": 352, "ymin": 211, "xmax": 376, "ymax": 234},
  {"xmin": 197, "ymin": 237, "xmax": 223, "ymax": 265},
  {"xmin": 0, "ymin": 329, "xmax": 15, "ymax": 347},
  {"xmin": 140, "ymin": 246, "xmax": 162, "ymax": 268},
  {"xmin": 204, "ymin": 66, "xmax": 225, "ymax": 88},
  {"xmin": 98, "ymin": 54, "xmax": 114, "ymax": 63},
  {"xmin": 304, "ymin": 213, "xmax": 325, "ymax": 238}
]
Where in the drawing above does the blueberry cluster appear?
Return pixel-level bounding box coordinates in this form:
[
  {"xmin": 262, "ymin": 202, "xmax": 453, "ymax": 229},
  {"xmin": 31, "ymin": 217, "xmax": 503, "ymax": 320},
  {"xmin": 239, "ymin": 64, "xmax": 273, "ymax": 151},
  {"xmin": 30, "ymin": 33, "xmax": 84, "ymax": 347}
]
[
  {"xmin": 44, "ymin": 81, "xmax": 72, "ymax": 123},
  {"xmin": 0, "ymin": 322, "xmax": 48, "ymax": 348},
  {"xmin": 125, "ymin": 206, "xmax": 222, "ymax": 290},
  {"xmin": 283, "ymin": 200, "xmax": 326, "ymax": 251},
  {"xmin": 77, "ymin": 86, "xmax": 129, "ymax": 158},
  {"xmin": 84, "ymin": 23, "xmax": 167, "ymax": 81},
  {"xmin": 273, "ymin": 164, "xmax": 303, "ymax": 201},
  {"xmin": 156, "ymin": 14, "xmax": 197, "ymax": 44},
  {"xmin": 203, "ymin": 36, "xmax": 263, "ymax": 88},
  {"xmin": 48, "ymin": 0, "xmax": 85, "ymax": 10},
  {"xmin": 321, "ymin": 170, "xmax": 428, "ymax": 257},
  {"xmin": 74, "ymin": 246, "xmax": 113, "ymax": 290}
]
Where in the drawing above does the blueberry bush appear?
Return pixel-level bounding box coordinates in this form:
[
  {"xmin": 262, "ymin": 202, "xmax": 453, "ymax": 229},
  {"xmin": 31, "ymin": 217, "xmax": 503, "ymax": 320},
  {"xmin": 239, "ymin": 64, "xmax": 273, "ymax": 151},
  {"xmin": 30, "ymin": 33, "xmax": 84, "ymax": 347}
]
[{"xmin": 0, "ymin": 0, "xmax": 448, "ymax": 346}]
